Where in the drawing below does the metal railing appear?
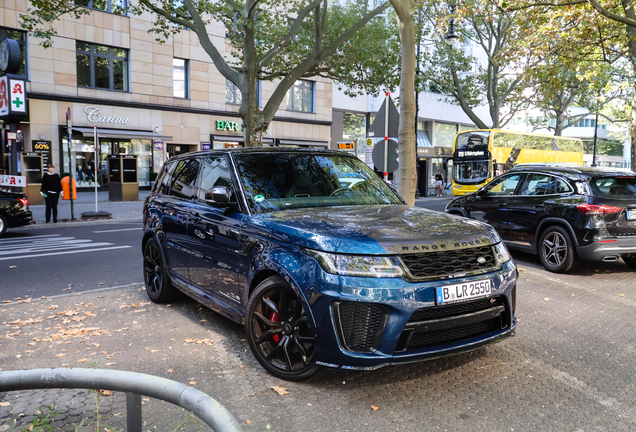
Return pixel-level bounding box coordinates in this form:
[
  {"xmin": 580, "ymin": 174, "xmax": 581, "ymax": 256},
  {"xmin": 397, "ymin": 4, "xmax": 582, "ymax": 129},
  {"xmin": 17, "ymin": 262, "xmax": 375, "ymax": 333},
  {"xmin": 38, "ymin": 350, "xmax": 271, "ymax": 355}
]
[{"xmin": 0, "ymin": 368, "xmax": 243, "ymax": 432}]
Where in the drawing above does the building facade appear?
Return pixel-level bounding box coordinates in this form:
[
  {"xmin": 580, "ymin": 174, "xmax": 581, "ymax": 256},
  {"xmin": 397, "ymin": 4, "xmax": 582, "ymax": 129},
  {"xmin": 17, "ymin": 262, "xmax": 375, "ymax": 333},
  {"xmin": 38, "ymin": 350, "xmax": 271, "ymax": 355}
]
[{"xmin": 0, "ymin": 2, "xmax": 332, "ymax": 189}]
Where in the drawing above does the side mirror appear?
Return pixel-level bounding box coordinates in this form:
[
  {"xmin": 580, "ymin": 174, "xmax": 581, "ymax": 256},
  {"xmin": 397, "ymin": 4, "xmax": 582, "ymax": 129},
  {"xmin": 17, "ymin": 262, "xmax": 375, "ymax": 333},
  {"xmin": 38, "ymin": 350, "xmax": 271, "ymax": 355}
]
[
  {"xmin": 476, "ymin": 188, "xmax": 487, "ymax": 197},
  {"xmin": 205, "ymin": 186, "xmax": 235, "ymax": 207}
]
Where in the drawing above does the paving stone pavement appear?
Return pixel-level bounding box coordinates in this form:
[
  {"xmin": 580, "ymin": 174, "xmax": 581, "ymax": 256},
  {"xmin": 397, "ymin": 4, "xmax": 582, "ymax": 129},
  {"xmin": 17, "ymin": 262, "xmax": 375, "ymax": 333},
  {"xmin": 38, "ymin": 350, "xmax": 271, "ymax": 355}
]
[{"xmin": 2, "ymin": 254, "xmax": 636, "ymax": 431}]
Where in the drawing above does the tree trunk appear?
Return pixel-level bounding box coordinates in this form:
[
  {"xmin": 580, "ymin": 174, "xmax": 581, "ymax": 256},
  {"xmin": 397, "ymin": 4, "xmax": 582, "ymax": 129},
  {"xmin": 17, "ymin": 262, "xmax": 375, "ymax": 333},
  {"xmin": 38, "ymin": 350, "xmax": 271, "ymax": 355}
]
[
  {"xmin": 554, "ymin": 109, "xmax": 565, "ymax": 136},
  {"xmin": 627, "ymin": 27, "xmax": 636, "ymax": 170},
  {"xmin": 390, "ymin": 0, "xmax": 416, "ymax": 206}
]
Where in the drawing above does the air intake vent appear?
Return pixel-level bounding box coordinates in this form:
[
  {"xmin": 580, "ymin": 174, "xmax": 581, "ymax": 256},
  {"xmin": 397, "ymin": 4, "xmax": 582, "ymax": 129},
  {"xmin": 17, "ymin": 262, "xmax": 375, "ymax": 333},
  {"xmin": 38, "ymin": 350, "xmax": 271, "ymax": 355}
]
[
  {"xmin": 334, "ymin": 302, "xmax": 388, "ymax": 353},
  {"xmin": 400, "ymin": 245, "xmax": 497, "ymax": 280}
]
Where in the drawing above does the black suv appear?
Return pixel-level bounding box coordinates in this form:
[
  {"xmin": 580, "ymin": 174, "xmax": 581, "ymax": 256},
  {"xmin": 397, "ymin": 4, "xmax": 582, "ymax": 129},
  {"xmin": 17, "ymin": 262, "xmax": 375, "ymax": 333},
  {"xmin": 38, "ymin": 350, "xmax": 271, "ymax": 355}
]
[
  {"xmin": 446, "ymin": 166, "xmax": 636, "ymax": 273},
  {"xmin": 0, "ymin": 190, "xmax": 32, "ymax": 237}
]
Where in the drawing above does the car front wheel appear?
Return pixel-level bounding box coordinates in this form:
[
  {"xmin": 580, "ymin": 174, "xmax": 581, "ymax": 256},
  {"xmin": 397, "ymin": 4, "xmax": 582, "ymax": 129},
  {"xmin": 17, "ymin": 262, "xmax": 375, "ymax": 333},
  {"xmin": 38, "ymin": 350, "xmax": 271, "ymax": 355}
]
[
  {"xmin": 246, "ymin": 276, "xmax": 319, "ymax": 381},
  {"xmin": 539, "ymin": 226, "xmax": 579, "ymax": 273}
]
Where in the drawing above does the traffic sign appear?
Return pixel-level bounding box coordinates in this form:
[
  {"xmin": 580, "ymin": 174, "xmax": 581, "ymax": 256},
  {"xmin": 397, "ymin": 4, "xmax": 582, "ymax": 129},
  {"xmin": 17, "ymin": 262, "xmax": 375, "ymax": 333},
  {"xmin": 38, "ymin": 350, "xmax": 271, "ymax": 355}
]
[{"xmin": 372, "ymin": 140, "xmax": 399, "ymax": 173}]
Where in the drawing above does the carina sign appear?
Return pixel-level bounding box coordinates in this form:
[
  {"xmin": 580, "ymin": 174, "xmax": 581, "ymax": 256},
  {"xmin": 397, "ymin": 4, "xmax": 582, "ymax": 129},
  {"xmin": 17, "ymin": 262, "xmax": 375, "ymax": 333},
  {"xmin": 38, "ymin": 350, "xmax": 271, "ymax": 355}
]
[{"xmin": 84, "ymin": 106, "xmax": 129, "ymax": 125}]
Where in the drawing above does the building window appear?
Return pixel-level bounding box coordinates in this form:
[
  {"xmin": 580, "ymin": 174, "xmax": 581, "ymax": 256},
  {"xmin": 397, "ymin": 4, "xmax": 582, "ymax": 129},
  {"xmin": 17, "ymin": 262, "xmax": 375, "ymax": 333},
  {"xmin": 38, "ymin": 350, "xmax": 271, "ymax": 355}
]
[
  {"xmin": 76, "ymin": 0, "xmax": 127, "ymax": 14},
  {"xmin": 76, "ymin": 42, "xmax": 128, "ymax": 91},
  {"xmin": 287, "ymin": 80, "xmax": 314, "ymax": 113},
  {"xmin": 173, "ymin": 58, "xmax": 188, "ymax": 98},
  {"xmin": 226, "ymin": 80, "xmax": 242, "ymax": 105},
  {"xmin": 0, "ymin": 27, "xmax": 27, "ymax": 78}
]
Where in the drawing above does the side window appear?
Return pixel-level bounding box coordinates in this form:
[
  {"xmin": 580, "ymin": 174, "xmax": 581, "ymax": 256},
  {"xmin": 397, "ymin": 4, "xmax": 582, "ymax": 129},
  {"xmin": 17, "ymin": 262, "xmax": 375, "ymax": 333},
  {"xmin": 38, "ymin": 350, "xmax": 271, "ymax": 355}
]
[
  {"xmin": 485, "ymin": 174, "xmax": 523, "ymax": 196},
  {"xmin": 519, "ymin": 173, "xmax": 552, "ymax": 196},
  {"xmin": 155, "ymin": 161, "xmax": 176, "ymax": 194},
  {"xmin": 169, "ymin": 159, "xmax": 201, "ymax": 199},
  {"xmin": 555, "ymin": 178, "xmax": 572, "ymax": 194},
  {"xmin": 198, "ymin": 156, "xmax": 234, "ymax": 202}
]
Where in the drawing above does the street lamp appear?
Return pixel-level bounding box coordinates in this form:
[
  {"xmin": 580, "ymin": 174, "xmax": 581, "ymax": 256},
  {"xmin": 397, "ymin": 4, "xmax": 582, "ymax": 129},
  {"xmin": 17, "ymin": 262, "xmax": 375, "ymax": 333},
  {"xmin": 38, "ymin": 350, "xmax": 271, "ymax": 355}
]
[{"xmin": 445, "ymin": 4, "xmax": 460, "ymax": 47}]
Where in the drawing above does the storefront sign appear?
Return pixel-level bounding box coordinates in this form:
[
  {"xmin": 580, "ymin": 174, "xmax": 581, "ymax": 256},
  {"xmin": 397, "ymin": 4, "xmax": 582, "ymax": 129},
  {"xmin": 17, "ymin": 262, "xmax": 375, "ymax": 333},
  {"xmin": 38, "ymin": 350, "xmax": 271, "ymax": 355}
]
[
  {"xmin": 0, "ymin": 175, "xmax": 26, "ymax": 187},
  {"xmin": 458, "ymin": 150, "xmax": 485, "ymax": 157},
  {"xmin": 32, "ymin": 140, "xmax": 52, "ymax": 169},
  {"xmin": 10, "ymin": 79, "xmax": 26, "ymax": 113},
  {"xmin": 7, "ymin": 132, "xmax": 17, "ymax": 140},
  {"xmin": 201, "ymin": 141, "xmax": 211, "ymax": 150},
  {"xmin": 0, "ymin": 76, "xmax": 8, "ymax": 116},
  {"xmin": 153, "ymin": 141, "xmax": 163, "ymax": 151},
  {"xmin": 337, "ymin": 142, "xmax": 355, "ymax": 150},
  {"xmin": 84, "ymin": 106, "xmax": 130, "ymax": 125},
  {"xmin": 216, "ymin": 120, "xmax": 240, "ymax": 132}
]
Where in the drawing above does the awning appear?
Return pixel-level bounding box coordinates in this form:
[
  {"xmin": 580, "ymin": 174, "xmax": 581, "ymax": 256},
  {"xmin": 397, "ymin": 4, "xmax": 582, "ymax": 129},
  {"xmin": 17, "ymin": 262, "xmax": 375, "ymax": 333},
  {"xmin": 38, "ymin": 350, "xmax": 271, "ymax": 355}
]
[
  {"xmin": 417, "ymin": 130, "xmax": 432, "ymax": 147},
  {"xmin": 277, "ymin": 139, "xmax": 329, "ymax": 147},
  {"xmin": 212, "ymin": 135, "xmax": 274, "ymax": 144},
  {"xmin": 73, "ymin": 127, "xmax": 173, "ymax": 141}
]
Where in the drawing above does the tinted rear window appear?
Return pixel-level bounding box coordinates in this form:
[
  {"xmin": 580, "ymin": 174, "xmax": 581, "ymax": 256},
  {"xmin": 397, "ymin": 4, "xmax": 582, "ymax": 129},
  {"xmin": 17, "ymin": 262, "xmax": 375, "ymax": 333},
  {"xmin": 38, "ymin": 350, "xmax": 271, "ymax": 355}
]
[{"xmin": 589, "ymin": 177, "xmax": 636, "ymax": 199}]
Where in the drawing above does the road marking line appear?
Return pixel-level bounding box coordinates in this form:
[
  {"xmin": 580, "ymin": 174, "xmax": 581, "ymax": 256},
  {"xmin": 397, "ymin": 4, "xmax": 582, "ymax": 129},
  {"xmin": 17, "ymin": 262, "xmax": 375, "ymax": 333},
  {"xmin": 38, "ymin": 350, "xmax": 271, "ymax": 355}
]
[
  {"xmin": 0, "ymin": 245, "xmax": 132, "ymax": 260},
  {"xmin": 92, "ymin": 227, "xmax": 143, "ymax": 233},
  {"xmin": 0, "ymin": 234, "xmax": 60, "ymax": 243},
  {"xmin": 0, "ymin": 242, "xmax": 115, "ymax": 255}
]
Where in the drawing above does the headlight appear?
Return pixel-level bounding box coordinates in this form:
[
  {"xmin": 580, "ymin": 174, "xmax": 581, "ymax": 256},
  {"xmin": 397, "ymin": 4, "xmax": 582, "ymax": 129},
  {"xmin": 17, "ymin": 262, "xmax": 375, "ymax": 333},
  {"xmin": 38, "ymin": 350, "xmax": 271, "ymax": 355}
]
[
  {"xmin": 493, "ymin": 242, "xmax": 511, "ymax": 264},
  {"xmin": 303, "ymin": 249, "xmax": 404, "ymax": 278}
]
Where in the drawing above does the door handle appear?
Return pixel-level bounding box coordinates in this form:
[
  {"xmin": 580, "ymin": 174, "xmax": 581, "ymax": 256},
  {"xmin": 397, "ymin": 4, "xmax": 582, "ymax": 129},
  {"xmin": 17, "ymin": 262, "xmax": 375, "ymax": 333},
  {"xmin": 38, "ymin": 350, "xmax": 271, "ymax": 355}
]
[
  {"xmin": 534, "ymin": 204, "xmax": 544, "ymax": 209},
  {"xmin": 498, "ymin": 203, "xmax": 507, "ymax": 207}
]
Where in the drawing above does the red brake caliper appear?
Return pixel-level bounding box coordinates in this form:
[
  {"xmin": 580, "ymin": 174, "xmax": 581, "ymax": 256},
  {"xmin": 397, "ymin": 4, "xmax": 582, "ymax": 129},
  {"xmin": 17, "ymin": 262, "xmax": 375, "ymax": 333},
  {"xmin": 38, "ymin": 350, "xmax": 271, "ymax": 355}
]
[{"xmin": 270, "ymin": 310, "xmax": 281, "ymax": 343}]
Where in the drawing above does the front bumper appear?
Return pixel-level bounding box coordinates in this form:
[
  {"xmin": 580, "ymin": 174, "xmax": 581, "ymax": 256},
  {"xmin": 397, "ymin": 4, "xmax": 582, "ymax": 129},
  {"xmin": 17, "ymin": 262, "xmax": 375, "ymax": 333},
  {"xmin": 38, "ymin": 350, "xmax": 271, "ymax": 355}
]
[
  {"xmin": 302, "ymin": 260, "xmax": 518, "ymax": 370},
  {"xmin": 576, "ymin": 237, "xmax": 636, "ymax": 261}
]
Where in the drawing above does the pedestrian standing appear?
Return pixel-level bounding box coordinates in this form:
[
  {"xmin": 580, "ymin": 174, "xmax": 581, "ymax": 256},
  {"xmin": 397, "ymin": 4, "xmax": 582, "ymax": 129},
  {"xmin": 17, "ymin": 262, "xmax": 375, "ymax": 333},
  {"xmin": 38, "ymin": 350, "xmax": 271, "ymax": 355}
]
[
  {"xmin": 435, "ymin": 170, "xmax": 444, "ymax": 197},
  {"xmin": 40, "ymin": 164, "xmax": 63, "ymax": 223}
]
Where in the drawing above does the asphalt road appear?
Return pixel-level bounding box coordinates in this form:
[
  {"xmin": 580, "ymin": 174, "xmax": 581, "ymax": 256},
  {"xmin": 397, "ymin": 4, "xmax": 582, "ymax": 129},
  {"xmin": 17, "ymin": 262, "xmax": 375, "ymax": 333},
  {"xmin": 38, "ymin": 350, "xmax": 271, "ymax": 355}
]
[{"xmin": 0, "ymin": 222, "xmax": 143, "ymax": 301}]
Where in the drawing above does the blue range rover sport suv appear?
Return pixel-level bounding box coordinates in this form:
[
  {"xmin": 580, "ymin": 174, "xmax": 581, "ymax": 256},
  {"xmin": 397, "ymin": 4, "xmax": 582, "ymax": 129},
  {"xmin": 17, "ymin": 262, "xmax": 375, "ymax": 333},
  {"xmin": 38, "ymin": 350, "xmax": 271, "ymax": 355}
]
[{"xmin": 142, "ymin": 148, "xmax": 517, "ymax": 380}]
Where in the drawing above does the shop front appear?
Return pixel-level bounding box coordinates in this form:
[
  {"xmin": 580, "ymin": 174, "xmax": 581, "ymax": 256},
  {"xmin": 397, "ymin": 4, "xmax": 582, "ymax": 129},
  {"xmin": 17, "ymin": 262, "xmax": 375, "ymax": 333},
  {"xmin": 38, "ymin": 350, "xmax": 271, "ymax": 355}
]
[
  {"xmin": 60, "ymin": 126, "xmax": 172, "ymax": 190},
  {"xmin": 416, "ymin": 146, "xmax": 453, "ymax": 196}
]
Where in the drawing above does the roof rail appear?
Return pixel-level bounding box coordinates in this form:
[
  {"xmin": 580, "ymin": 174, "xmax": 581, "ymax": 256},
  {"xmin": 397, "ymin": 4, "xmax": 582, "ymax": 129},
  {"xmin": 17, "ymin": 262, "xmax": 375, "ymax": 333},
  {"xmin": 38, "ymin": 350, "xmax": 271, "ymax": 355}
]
[{"xmin": 511, "ymin": 163, "xmax": 580, "ymax": 168}]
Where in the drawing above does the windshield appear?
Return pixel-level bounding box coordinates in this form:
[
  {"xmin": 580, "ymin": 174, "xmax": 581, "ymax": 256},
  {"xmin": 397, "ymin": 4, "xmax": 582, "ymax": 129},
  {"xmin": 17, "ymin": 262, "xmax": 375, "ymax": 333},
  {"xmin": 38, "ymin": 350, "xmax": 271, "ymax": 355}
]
[
  {"xmin": 453, "ymin": 160, "xmax": 490, "ymax": 184},
  {"xmin": 589, "ymin": 176, "xmax": 636, "ymax": 199},
  {"xmin": 455, "ymin": 131, "xmax": 491, "ymax": 155},
  {"xmin": 233, "ymin": 152, "xmax": 402, "ymax": 213}
]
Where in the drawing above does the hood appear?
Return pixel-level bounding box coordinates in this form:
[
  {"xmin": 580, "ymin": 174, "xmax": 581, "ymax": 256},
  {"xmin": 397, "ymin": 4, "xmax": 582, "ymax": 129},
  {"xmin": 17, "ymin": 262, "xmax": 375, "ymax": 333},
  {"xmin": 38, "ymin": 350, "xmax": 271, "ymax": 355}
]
[{"xmin": 245, "ymin": 205, "xmax": 499, "ymax": 254}]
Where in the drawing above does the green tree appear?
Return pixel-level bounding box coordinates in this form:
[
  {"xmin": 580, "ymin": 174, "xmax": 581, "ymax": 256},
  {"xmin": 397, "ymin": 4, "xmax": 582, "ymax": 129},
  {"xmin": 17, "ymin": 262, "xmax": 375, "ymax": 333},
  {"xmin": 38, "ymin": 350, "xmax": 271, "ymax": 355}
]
[{"xmin": 20, "ymin": 0, "xmax": 390, "ymax": 146}]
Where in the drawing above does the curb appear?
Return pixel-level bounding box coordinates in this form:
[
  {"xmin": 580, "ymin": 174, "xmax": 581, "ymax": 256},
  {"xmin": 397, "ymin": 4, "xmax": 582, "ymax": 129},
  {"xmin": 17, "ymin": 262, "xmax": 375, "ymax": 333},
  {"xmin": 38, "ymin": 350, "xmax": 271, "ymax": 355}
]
[{"xmin": 15, "ymin": 219, "xmax": 142, "ymax": 230}]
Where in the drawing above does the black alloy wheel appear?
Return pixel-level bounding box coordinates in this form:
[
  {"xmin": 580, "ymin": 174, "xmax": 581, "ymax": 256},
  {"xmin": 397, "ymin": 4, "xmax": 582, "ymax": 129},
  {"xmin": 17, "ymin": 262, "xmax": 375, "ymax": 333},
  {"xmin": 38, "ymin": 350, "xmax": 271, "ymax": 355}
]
[
  {"xmin": 246, "ymin": 276, "xmax": 319, "ymax": 381},
  {"xmin": 143, "ymin": 238, "xmax": 182, "ymax": 303},
  {"xmin": 539, "ymin": 226, "xmax": 579, "ymax": 273}
]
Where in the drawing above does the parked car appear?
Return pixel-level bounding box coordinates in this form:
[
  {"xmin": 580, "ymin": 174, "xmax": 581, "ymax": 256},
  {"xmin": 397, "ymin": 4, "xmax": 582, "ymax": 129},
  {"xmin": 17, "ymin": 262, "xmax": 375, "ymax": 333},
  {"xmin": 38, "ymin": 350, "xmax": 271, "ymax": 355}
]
[
  {"xmin": 0, "ymin": 190, "xmax": 32, "ymax": 237},
  {"xmin": 142, "ymin": 149, "xmax": 517, "ymax": 380},
  {"xmin": 445, "ymin": 165, "xmax": 636, "ymax": 273}
]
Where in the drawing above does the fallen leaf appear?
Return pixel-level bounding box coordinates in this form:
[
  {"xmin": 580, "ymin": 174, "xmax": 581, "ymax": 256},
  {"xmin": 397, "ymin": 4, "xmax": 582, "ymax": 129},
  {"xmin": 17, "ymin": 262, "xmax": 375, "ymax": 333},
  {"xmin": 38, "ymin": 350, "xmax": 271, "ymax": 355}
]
[
  {"xmin": 371, "ymin": 405, "xmax": 379, "ymax": 411},
  {"xmin": 101, "ymin": 390, "xmax": 113, "ymax": 396},
  {"xmin": 544, "ymin": 298, "xmax": 550, "ymax": 301},
  {"xmin": 77, "ymin": 358, "xmax": 89, "ymax": 363},
  {"xmin": 105, "ymin": 363, "xmax": 116, "ymax": 366},
  {"xmin": 132, "ymin": 303, "xmax": 137, "ymax": 308},
  {"xmin": 271, "ymin": 386, "xmax": 288, "ymax": 396},
  {"xmin": 189, "ymin": 381, "xmax": 196, "ymax": 385},
  {"xmin": 0, "ymin": 402, "xmax": 10, "ymax": 407},
  {"xmin": 9, "ymin": 265, "xmax": 16, "ymax": 269},
  {"xmin": 166, "ymin": 369, "xmax": 174, "ymax": 373},
  {"xmin": 246, "ymin": 420, "xmax": 252, "ymax": 425},
  {"xmin": 56, "ymin": 354, "xmax": 65, "ymax": 357},
  {"xmin": 620, "ymin": 294, "xmax": 625, "ymax": 297}
]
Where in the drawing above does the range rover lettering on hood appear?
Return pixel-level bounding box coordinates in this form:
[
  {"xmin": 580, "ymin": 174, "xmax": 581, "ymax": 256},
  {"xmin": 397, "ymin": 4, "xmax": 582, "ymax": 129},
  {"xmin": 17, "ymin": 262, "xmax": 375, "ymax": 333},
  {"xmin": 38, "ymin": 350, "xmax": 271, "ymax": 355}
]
[{"xmin": 396, "ymin": 237, "xmax": 492, "ymax": 253}]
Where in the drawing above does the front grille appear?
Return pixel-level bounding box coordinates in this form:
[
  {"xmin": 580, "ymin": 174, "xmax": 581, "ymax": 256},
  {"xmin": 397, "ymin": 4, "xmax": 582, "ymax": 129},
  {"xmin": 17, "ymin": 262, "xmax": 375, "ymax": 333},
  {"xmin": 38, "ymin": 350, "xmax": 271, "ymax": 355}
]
[
  {"xmin": 335, "ymin": 302, "xmax": 387, "ymax": 352},
  {"xmin": 408, "ymin": 298, "xmax": 495, "ymax": 322},
  {"xmin": 407, "ymin": 319, "xmax": 499, "ymax": 350},
  {"xmin": 400, "ymin": 245, "xmax": 497, "ymax": 280}
]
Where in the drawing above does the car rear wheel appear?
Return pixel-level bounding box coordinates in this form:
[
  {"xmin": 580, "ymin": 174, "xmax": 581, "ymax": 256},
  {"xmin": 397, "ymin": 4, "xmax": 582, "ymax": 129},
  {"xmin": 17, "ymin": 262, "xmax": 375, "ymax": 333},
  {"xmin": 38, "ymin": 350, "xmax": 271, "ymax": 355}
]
[
  {"xmin": 539, "ymin": 226, "xmax": 579, "ymax": 273},
  {"xmin": 246, "ymin": 276, "xmax": 319, "ymax": 381},
  {"xmin": 143, "ymin": 238, "xmax": 183, "ymax": 303},
  {"xmin": 0, "ymin": 213, "xmax": 7, "ymax": 238},
  {"xmin": 623, "ymin": 256, "xmax": 636, "ymax": 269}
]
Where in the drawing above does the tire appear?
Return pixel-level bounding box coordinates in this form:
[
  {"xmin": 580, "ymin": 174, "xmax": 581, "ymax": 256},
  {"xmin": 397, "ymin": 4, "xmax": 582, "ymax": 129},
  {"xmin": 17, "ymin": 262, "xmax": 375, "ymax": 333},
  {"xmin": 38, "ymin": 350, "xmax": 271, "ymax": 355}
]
[
  {"xmin": 538, "ymin": 226, "xmax": 579, "ymax": 273},
  {"xmin": 143, "ymin": 238, "xmax": 183, "ymax": 303},
  {"xmin": 246, "ymin": 276, "xmax": 319, "ymax": 381},
  {"xmin": 623, "ymin": 256, "xmax": 636, "ymax": 269},
  {"xmin": 0, "ymin": 213, "xmax": 7, "ymax": 238}
]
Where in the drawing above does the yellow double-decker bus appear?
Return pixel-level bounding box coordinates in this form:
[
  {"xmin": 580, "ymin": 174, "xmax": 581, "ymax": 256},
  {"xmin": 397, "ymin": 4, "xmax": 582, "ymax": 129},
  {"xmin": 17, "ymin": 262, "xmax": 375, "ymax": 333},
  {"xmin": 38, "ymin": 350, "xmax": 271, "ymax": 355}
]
[{"xmin": 451, "ymin": 129, "xmax": 584, "ymax": 195}]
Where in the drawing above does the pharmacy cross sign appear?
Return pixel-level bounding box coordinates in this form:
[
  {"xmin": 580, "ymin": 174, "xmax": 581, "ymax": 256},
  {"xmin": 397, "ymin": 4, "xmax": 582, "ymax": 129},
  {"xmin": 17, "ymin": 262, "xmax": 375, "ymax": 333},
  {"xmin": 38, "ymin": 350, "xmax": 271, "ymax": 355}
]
[{"xmin": 9, "ymin": 79, "xmax": 26, "ymax": 113}]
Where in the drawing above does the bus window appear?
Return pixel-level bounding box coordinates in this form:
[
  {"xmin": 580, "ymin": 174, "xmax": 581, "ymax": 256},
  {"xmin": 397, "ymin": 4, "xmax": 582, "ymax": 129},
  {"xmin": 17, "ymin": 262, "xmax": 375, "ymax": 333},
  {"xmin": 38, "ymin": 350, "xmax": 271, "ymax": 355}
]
[{"xmin": 453, "ymin": 160, "xmax": 490, "ymax": 183}]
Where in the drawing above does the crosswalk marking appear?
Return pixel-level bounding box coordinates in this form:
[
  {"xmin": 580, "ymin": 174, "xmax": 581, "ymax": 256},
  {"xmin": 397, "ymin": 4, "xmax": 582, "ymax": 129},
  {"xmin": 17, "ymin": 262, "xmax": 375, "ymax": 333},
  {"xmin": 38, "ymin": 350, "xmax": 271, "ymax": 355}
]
[{"xmin": 0, "ymin": 234, "xmax": 132, "ymax": 260}]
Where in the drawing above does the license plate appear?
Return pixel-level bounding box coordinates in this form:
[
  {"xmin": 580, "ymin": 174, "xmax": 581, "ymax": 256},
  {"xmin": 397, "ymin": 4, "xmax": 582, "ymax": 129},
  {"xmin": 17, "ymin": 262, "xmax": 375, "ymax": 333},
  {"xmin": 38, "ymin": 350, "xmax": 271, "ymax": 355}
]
[
  {"xmin": 628, "ymin": 211, "xmax": 635, "ymax": 220},
  {"xmin": 436, "ymin": 280, "xmax": 492, "ymax": 305}
]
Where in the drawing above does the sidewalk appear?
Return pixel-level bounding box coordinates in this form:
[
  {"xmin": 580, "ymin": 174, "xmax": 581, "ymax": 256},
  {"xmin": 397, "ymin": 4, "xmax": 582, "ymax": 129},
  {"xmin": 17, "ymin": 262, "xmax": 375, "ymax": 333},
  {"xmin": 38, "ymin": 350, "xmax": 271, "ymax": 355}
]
[{"xmin": 27, "ymin": 190, "xmax": 149, "ymax": 226}]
